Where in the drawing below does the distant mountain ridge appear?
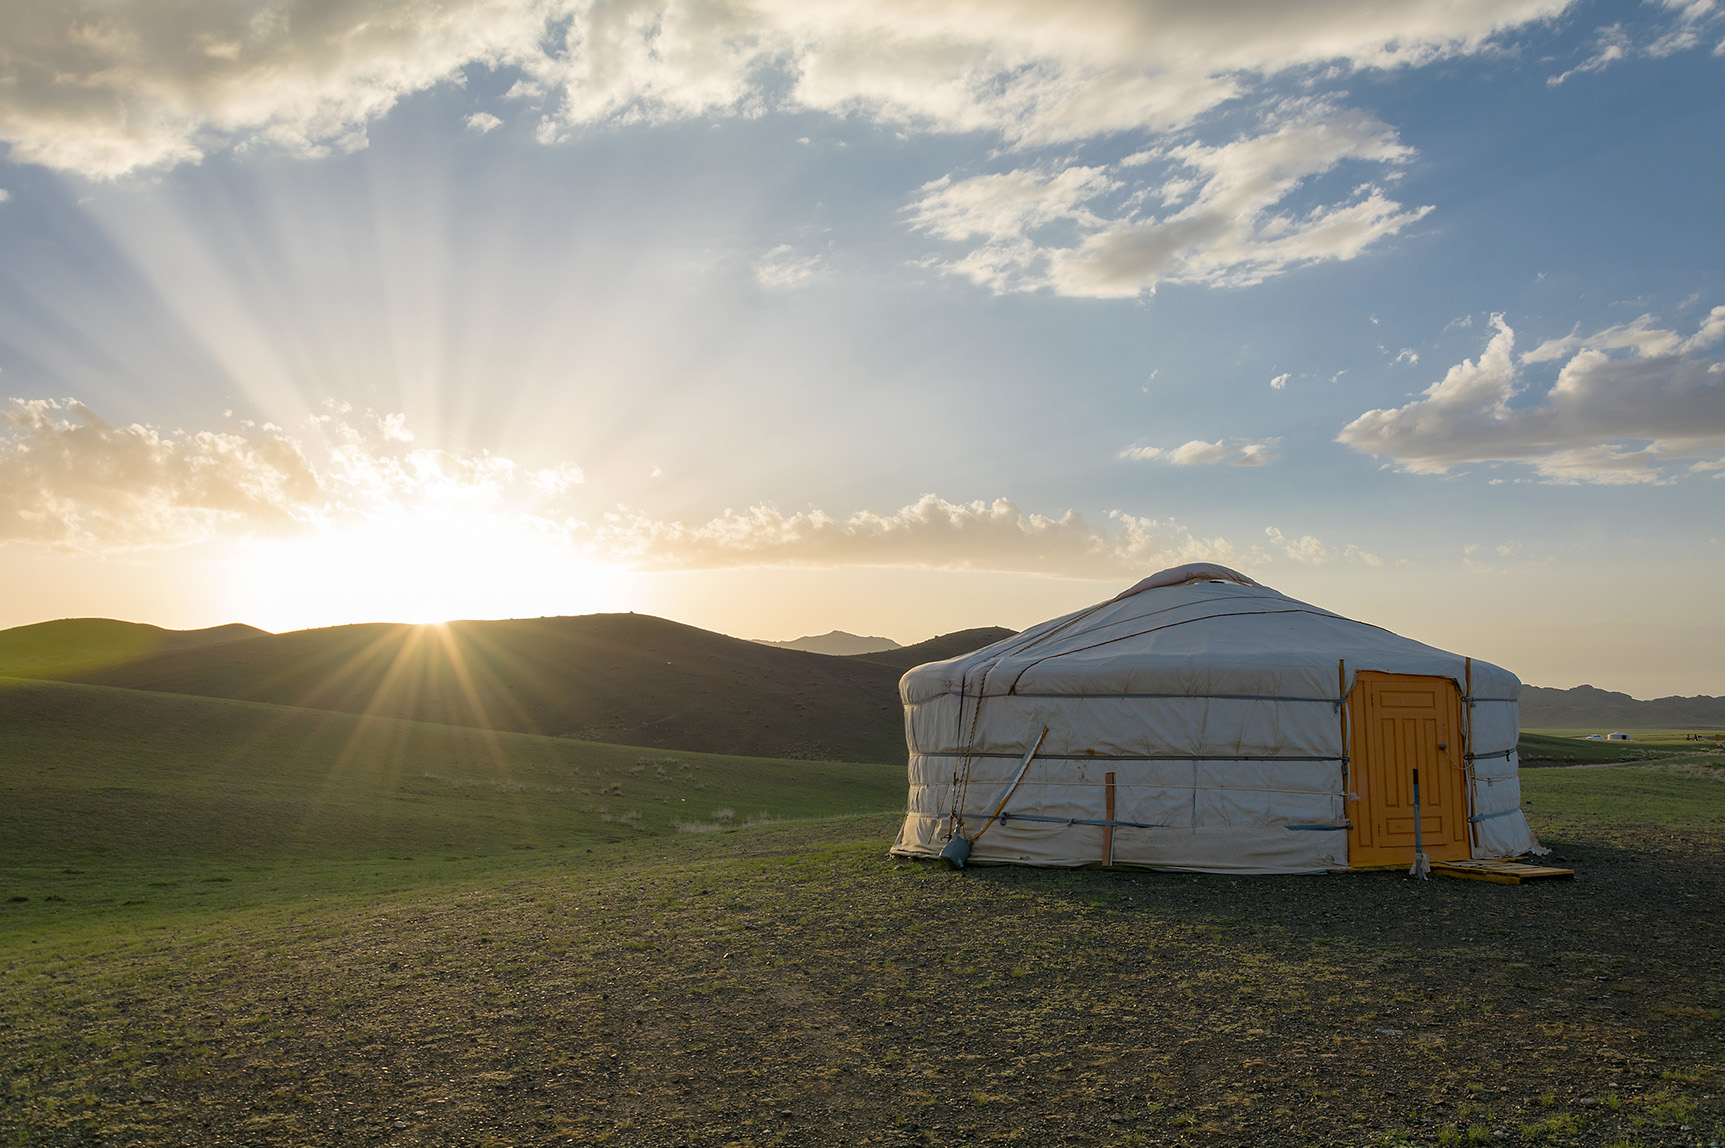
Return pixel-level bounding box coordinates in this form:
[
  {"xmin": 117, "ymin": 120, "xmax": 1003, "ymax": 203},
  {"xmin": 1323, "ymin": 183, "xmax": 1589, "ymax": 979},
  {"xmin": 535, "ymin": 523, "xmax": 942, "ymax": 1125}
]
[
  {"xmin": 845, "ymin": 627, "xmax": 1018, "ymax": 672},
  {"xmin": 755, "ymin": 630, "xmax": 902, "ymax": 656},
  {"xmin": 1518, "ymin": 683, "xmax": 1725, "ymax": 729}
]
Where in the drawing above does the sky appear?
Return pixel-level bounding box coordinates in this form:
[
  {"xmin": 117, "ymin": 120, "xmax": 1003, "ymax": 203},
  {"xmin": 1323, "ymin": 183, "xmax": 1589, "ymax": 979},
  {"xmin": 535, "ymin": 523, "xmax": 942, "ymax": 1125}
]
[{"xmin": 0, "ymin": 0, "xmax": 1722, "ymax": 698}]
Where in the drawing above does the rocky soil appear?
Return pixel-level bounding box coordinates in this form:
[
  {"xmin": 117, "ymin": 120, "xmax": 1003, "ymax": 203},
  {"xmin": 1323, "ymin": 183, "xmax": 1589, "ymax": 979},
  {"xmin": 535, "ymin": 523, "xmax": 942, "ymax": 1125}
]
[{"xmin": 4, "ymin": 815, "xmax": 1722, "ymax": 1147}]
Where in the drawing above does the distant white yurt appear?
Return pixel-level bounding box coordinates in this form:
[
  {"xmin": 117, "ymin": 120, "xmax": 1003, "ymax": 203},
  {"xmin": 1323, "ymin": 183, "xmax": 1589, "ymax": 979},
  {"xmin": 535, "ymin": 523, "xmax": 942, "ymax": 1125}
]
[{"xmin": 892, "ymin": 564, "xmax": 1536, "ymax": 874}]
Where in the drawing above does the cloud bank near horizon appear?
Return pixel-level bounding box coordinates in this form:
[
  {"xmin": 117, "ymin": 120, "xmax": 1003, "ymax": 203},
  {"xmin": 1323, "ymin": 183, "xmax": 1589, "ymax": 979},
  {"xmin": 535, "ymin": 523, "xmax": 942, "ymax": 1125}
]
[
  {"xmin": 1, "ymin": 399, "xmax": 1385, "ymax": 578},
  {"xmin": 574, "ymin": 495, "xmax": 1243, "ymax": 579},
  {"xmin": 0, "ymin": 398, "xmax": 573, "ymax": 550}
]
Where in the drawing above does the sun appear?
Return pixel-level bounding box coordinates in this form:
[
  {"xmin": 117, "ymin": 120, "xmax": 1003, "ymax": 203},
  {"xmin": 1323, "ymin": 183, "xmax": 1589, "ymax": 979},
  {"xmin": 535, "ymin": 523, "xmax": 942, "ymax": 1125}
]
[{"xmin": 227, "ymin": 508, "xmax": 626, "ymax": 632}]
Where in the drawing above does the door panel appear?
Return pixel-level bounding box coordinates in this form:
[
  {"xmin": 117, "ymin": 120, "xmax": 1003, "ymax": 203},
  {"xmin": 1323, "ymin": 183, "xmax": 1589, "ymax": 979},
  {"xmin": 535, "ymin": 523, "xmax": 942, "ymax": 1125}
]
[{"xmin": 1347, "ymin": 673, "xmax": 1470, "ymax": 868}]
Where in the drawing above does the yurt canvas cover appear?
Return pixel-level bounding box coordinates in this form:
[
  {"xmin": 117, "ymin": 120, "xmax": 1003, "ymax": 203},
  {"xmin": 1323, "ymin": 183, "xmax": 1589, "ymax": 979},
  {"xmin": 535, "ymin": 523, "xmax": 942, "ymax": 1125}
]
[{"xmin": 891, "ymin": 565, "xmax": 1536, "ymax": 874}]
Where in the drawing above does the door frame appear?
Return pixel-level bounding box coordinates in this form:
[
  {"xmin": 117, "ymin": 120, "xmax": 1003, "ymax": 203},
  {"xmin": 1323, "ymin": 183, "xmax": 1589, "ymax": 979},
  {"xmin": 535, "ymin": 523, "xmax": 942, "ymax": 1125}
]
[{"xmin": 1345, "ymin": 671, "xmax": 1473, "ymax": 868}]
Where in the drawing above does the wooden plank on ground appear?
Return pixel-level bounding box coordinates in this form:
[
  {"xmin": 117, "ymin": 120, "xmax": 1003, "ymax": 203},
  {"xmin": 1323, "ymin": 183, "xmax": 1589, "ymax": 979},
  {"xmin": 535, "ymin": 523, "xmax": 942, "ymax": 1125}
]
[{"xmin": 1430, "ymin": 858, "xmax": 1575, "ymax": 884}]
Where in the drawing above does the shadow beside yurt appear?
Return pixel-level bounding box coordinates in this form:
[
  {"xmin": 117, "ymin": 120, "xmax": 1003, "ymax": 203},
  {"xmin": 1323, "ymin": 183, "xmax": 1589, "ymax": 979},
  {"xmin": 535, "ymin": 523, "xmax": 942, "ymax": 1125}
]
[{"xmin": 892, "ymin": 564, "xmax": 1536, "ymax": 874}]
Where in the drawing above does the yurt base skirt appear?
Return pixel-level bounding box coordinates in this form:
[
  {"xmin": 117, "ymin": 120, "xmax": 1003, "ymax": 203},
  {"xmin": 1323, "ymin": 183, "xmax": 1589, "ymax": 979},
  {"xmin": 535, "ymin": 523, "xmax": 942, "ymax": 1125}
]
[{"xmin": 892, "ymin": 812, "xmax": 1350, "ymax": 875}]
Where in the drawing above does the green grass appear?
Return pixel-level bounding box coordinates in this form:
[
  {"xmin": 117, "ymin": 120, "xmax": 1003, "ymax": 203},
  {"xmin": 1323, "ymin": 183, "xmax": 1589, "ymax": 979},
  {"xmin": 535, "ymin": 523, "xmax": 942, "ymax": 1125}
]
[
  {"xmin": 1525, "ymin": 728, "xmax": 1725, "ymax": 743},
  {"xmin": 0, "ymin": 677, "xmax": 903, "ymax": 922},
  {"xmin": 0, "ymin": 618, "xmax": 193, "ymax": 680},
  {"xmin": 1517, "ymin": 730, "xmax": 1719, "ymax": 765},
  {"xmin": 1520, "ymin": 762, "xmax": 1725, "ymax": 832}
]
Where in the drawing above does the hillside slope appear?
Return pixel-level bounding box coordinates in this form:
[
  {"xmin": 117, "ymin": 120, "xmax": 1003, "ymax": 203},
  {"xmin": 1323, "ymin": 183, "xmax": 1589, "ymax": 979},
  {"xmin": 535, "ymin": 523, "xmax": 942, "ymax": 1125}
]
[
  {"xmin": 63, "ymin": 613, "xmax": 913, "ymax": 763},
  {"xmin": 0, "ymin": 618, "xmax": 267, "ymax": 680},
  {"xmin": 0, "ymin": 678, "xmax": 904, "ymax": 867}
]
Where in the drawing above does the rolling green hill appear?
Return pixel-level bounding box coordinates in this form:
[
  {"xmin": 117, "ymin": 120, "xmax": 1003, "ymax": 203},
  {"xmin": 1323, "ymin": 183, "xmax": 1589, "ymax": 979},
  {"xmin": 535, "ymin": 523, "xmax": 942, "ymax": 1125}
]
[
  {"xmin": 49, "ymin": 613, "xmax": 916, "ymax": 763},
  {"xmin": 0, "ymin": 614, "xmax": 1019, "ymax": 765},
  {"xmin": 0, "ymin": 677, "xmax": 905, "ymax": 873},
  {"xmin": 0, "ymin": 617, "xmax": 265, "ymax": 680}
]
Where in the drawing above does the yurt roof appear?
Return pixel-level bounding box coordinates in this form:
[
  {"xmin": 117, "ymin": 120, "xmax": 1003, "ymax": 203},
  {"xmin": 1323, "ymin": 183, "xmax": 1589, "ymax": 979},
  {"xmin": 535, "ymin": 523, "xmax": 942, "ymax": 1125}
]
[{"xmin": 902, "ymin": 563, "xmax": 1518, "ymax": 705}]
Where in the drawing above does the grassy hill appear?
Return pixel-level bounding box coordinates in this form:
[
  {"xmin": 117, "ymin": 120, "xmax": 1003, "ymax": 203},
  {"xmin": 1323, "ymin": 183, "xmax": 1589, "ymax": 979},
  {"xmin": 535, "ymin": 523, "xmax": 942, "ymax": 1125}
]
[
  {"xmin": 0, "ymin": 617, "xmax": 265, "ymax": 680},
  {"xmin": 0, "ymin": 615, "xmax": 1024, "ymax": 766},
  {"xmin": 0, "ymin": 677, "xmax": 904, "ymax": 874},
  {"xmin": 43, "ymin": 613, "xmax": 916, "ymax": 763}
]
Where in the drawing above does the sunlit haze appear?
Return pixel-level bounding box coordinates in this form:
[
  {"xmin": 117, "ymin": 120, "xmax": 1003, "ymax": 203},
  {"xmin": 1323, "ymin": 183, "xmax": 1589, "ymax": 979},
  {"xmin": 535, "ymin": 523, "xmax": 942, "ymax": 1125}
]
[{"xmin": 1, "ymin": 0, "xmax": 1721, "ymax": 697}]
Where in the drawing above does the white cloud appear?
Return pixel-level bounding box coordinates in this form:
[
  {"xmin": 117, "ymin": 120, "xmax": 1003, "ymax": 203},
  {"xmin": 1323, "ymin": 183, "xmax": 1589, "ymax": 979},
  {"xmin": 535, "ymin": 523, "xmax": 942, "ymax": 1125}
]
[
  {"xmin": 0, "ymin": 399, "xmax": 583, "ymax": 550},
  {"xmin": 0, "ymin": 189, "xmax": 10, "ymax": 203},
  {"xmin": 573, "ymin": 496, "xmax": 1403, "ymax": 578},
  {"xmin": 1548, "ymin": 24, "xmax": 1633, "ymax": 85},
  {"xmin": 524, "ymin": 1, "xmax": 1572, "ymax": 152},
  {"xmin": 911, "ymin": 103, "xmax": 1433, "ymax": 296},
  {"xmin": 1270, "ymin": 373, "xmax": 1290, "ymax": 390},
  {"xmin": 1265, "ymin": 526, "xmax": 1382, "ymax": 567},
  {"xmin": 753, "ymin": 244, "xmax": 826, "ymax": 289},
  {"xmin": 1549, "ymin": 0, "xmax": 1723, "ymax": 84},
  {"xmin": 528, "ymin": 463, "xmax": 586, "ymax": 495},
  {"xmin": 571, "ymin": 494, "xmax": 1244, "ymax": 578},
  {"xmin": 1122, "ymin": 437, "xmax": 1281, "ymax": 466},
  {"xmin": 0, "ymin": 0, "xmax": 547, "ymax": 178},
  {"xmin": 465, "ymin": 111, "xmax": 503, "ymax": 133},
  {"xmin": 0, "ymin": 398, "xmax": 320, "ymax": 548},
  {"xmin": 1393, "ymin": 348, "xmax": 1419, "ymax": 365},
  {"xmin": 0, "ymin": 3, "xmax": 1567, "ymax": 169},
  {"xmin": 1337, "ymin": 306, "xmax": 1725, "ymax": 483},
  {"xmin": 1522, "ymin": 307, "xmax": 1725, "ymax": 361},
  {"xmin": 910, "ymin": 166, "xmax": 1118, "ymax": 244}
]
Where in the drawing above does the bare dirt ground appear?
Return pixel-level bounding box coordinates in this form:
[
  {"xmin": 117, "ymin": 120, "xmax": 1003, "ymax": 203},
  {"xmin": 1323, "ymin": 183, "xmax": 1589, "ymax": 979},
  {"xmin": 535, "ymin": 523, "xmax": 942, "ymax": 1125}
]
[{"xmin": 5, "ymin": 814, "xmax": 1723, "ymax": 1147}]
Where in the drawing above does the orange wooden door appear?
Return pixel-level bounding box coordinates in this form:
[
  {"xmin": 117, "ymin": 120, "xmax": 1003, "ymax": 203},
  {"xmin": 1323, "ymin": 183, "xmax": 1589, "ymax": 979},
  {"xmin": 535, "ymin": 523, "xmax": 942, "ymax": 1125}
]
[{"xmin": 1347, "ymin": 673, "xmax": 1471, "ymax": 867}]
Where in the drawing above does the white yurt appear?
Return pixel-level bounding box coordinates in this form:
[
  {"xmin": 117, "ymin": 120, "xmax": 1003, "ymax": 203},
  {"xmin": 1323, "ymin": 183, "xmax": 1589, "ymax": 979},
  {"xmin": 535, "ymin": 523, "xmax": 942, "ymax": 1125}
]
[{"xmin": 891, "ymin": 563, "xmax": 1536, "ymax": 874}]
